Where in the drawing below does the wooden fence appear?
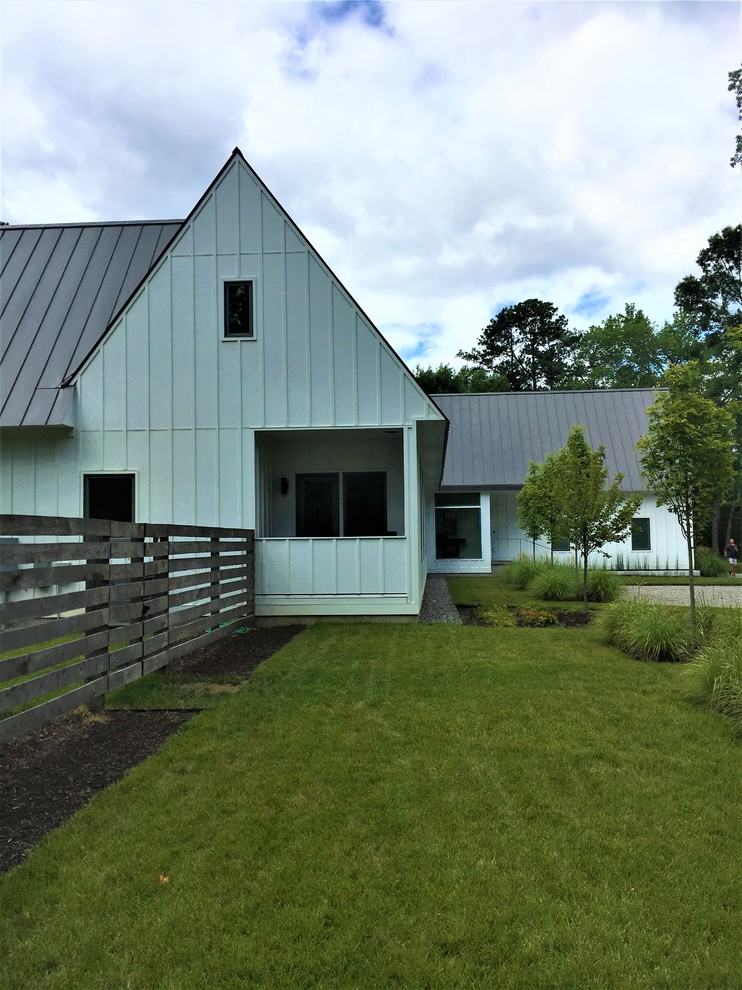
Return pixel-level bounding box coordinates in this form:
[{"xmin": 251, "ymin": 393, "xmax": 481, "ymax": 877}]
[{"xmin": 0, "ymin": 515, "xmax": 255, "ymax": 744}]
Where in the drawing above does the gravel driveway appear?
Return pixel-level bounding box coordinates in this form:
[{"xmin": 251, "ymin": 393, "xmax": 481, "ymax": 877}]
[{"xmin": 624, "ymin": 584, "xmax": 742, "ymax": 607}]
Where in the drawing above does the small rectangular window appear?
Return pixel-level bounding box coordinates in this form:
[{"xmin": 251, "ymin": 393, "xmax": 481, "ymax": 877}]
[
  {"xmin": 84, "ymin": 474, "xmax": 135, "ymax": 522},
  {"xmin": 631, "ymin": 517, "xmax": 651, "ymax": 551},
  {"xmin": 552, "ymin": 538, "xmax": 571, "ymax": 552},
  {"xmin": 224, "ymin": 280, "xmax": 254, "ymax": 338}
]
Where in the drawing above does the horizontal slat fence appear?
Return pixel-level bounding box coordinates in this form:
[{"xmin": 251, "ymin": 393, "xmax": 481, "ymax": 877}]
[{"xmin": 0, "ymin": 515, "xmax": 255, "ymax": 743}]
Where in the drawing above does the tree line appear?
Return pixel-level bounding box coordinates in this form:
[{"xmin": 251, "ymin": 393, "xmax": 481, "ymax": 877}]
[
  {"xmin": 414, "ymin": 223, "xmax": 741, "ymax": 556},
  {"xmin": 416, "ymin": 65, "xmax": 741, "ymax": 553}
]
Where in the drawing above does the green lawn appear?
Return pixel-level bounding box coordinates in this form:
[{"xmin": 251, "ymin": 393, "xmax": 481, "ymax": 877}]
[{"xmin": 1, "ymin": 622, "xmax": 740, "ymax": 989}]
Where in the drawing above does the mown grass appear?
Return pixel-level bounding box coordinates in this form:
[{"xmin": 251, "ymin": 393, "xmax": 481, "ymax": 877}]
[
  {"xmin": 107, "ymin": 671, "xmax": 243, "ymax": 711},
  {"xmin": 1, "ymin": 623, "xmax": 740, "ymax": 989}
]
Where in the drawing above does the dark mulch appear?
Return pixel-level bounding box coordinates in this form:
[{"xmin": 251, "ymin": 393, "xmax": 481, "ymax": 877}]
[
  {"xmin": 0, "ymin": 625, "xmax": 305, "ymax": 875},
  {"xmin": 458, "ymin": 605, "xmax": 594, "ymax": 627}
]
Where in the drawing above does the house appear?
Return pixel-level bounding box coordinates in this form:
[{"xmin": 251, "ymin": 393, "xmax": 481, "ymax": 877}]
[
  {"xmin": 0, "ymin": 149, "xmax": 687, "ymax": 621},
  {"xmin": 0, "ymin": 148, "xmax": 448, "ymax": 619},
  {"xmin": 427, "ymin": 390, "xmax": 687, "ymax": 574}
]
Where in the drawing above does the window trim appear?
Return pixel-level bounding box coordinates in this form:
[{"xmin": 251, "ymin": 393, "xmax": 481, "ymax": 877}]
[{"xmin": 221, "ymin": 278, "xmax": 256, "ymax": 340}]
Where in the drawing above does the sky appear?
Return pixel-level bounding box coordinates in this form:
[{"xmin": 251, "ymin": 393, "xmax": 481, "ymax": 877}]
[{"xmin": 1, "ymin": 0, "xmax": 739, "ymax": 369}]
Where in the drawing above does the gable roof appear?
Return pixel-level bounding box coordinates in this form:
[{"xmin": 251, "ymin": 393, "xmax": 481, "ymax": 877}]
[
  {"xmin": 0, "ymin": 220, "xmax": 182, "ymax": 426},
  {"xmin": 0, "ymin": 148, "xmax": 445, "ymax": 435},
  {"xmin": 435, "ymin": 389, "xmax": 659, "ymax": 491}
]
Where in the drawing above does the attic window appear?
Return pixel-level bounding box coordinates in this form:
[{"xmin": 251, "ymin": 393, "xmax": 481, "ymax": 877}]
[{"xmin": 224, "ymin": 280, "xmax": 254, "ymax": 338}]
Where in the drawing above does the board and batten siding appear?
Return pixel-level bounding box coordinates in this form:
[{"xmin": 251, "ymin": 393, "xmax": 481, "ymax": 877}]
[{"xmin": 7, "ymin": 157, "xmax": 441, "ymax": 528}]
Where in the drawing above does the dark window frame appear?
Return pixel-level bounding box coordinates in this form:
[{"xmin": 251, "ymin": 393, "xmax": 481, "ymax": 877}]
[
  {"xmin": 631, "ymin": 517, "xmax": 651, "ymax": 552},
  {"xmin": 223, "ymin": 279, "xmax": 255, "ymax": 339}
]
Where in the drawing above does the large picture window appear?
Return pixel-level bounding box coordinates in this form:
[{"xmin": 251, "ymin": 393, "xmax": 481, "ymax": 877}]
[
  {"xmin": 435, "ymin": 492, "xmax": 482, "ymax": 560},
  {"xmin": 223, "ymin": 280, "xmax": 254, "ymax": 338},
  {"xmin": 296, "ymin": 472, "xmax": 388, "ymax": 537},
  {"xmin": 631, "ymin": 517, "xmax": 651, "ymax": 551}
]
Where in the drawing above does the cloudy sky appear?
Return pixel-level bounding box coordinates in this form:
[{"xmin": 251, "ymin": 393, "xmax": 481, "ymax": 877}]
[{"xmin": 2, "ymin": 0, "xmax": 739, "ymax": 368}]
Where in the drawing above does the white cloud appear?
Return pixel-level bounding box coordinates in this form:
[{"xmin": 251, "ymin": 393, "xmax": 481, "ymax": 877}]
[{"xmin": 1, "ymin": 0, "xmax": 738, "ymax": 367}]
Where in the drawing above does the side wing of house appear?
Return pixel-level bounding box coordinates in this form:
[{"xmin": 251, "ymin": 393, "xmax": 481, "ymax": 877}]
[
  {"xmin": 428, "ymin": 390, "xmax": 688, "ymax": 574},
  {"xmin": 1, "ymin": 151, "xmax": 447, "ymax": 617}
]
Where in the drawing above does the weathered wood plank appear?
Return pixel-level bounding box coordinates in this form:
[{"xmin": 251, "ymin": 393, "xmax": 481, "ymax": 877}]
[
  {"xmin": 0, "ymin": 585, "xmax": 109, "ymax": 624},
  {"xmin": 0, "ymin": 606, "xmax": 108, "ymax": 654},
  {"xmin": 0, "ymin": 561, "xmax": 110, "ymax": 593},
  {"xmin": 0, "ymin": 630, "xmax": 109, "ymax": 683},
  {"xmin": 0, "ymin": 679, "xmax": 107, "ymax": 745},
  {"xmin": 0, "ymin": 655, "xmax": 109, "ymax": 714}
]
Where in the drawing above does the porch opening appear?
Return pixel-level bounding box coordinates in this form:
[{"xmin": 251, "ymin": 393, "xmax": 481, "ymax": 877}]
[{"xmin": 256, "ymin": 429, "xmax": 404, "ymax": 539}]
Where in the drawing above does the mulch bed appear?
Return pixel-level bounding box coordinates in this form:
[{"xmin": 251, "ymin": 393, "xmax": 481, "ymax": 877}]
[
  {"xmin": 0, "ymin": 625, "xmax": 304, "ymax": 875},
  {"xmin": 458, "ymin": 606, "xmax": 594, "ymax": 627}
]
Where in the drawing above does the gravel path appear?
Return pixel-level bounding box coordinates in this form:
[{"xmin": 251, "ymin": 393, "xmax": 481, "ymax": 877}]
[
  {"xmin": 624, "ymin": 584, "xmax": 742, "ymax": 607},
  {"xmin": 419, "ymin": 576, "xmax": 462, "ymax": 623}
]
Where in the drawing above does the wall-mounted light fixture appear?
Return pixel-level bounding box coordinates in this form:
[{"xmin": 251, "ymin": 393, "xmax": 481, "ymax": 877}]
[{"xmin": 280, "ymin": 477, "xmax": 289, "ymax": 496}]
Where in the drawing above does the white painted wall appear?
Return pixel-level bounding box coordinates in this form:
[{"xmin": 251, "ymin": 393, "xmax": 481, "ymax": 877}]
[
  {"xmin": 488, "ymin": 491, "xmax": 687, "ymax": 569},
  {"xmin": 1, "ymin": 155, "xmax": 445, "ymax": 616}
]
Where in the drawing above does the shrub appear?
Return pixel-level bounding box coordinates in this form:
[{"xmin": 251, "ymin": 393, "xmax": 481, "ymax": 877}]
[
  {"xmin": 515, "ymin": 604, "xmax": 558, "ymax": 627},
  {"xmin": 600, "ymin": 598, "xmax": 692, "ymax": 662},
  {"xmin": 694, "ymin": 546, "xmax": 727, "ymax": 578},
  {"xmin": 530, "ymin": 564, "xmax": 577, "ymax": 601},
  {"xmin": 684, "ymin": 629, "xmax": 742, "ymax": 735},
  {"xmin": 477, "ymin": 605, "xmax": 516, "ymax": 627},
  {"xmin": 502, "ymin": 553, "xmax": 545, "ymax": 590},
  {"xmin": 586, "ymin": 568, "xmax": 621, "ymax": 603}
]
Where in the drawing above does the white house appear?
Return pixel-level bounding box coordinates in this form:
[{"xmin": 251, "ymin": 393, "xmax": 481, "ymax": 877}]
[
  {"xmin": 427, "ymin": 390, "xmax": 687, "ymax": 575},
  {"xmin": 0, "ymin": 150, "xmax": 687, "ymax": 620},
  {"xmin": 0, "ymin": 149, "xmax": 448, "ymax": 619}
]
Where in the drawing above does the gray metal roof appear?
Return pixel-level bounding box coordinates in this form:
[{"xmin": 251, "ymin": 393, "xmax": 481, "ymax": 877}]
[
  {"xmin": 435, "ymin": 389, "xmax": 660, "ymax": 491},
  {"xmin": 0, "ymin": 220, "xmax": 182, "ymax": 427}
]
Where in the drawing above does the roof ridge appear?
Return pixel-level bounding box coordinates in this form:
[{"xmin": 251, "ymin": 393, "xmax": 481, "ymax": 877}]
[{"xmin": 1, "ymin": 220, "xmax": 184, "ymax": 231}]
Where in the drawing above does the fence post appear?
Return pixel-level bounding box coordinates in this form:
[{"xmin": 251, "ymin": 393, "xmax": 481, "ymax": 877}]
[{"xmin": 85, "ymin": 519, "xmax": 111, "ymax": 714}]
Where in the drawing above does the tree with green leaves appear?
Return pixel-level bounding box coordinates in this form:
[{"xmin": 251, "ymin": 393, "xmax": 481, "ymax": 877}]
[
  {"xmin": 637, "ymin": 363, "xmax": 736, "ymax": 643},
  {"xmin": 413, "ymin": 363, "xmax": 507, "ymax": 395},
  {"xmin": 554, "ymin": 426, "xmax": 641, "ymax": 608},
  {"xmin": 516, "ymin": 454, "xmax": 568, "ymax": 561},
  {"xmin": 728, "ymin": 64, "xmax": 742, "ymax": 168},
  {"xmin": 573, "ymin": 304, "xmax": 702, "ymax": 389},
  {"xmin": 458, "ymin": 299, "xmax": 581, "ymax": 391},
  {"xmin": 674, "ymin": 225, "xmax": 741, "ymax": 343}
]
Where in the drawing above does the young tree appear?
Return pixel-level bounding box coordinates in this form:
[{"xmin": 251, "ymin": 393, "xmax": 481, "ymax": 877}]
[
  {"xmin": 517, "ymin": 454, "xmax": 569, "ymax": 561},
  {"xmin": 458, "ymin": 299, "xmax": 581, "ymax": 391},
  {"xmin": 637, "ymin": 363, "xmax": 736, "ymax": 643},
  {"xmin": 555, "ymin": 426, "xmax": 641, "ymax": 608}
]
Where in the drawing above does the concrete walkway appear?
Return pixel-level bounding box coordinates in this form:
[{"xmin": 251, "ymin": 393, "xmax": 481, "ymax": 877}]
[{"xmin": 625, "ymin": 584, "xmax": 742, "ymax": 607}]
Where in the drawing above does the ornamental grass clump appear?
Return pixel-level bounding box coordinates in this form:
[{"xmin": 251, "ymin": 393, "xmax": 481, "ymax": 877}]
[
  {"xmin": 684, "ymin": 619, "xmax": 742, "ymax": 735},
  {"xmin": 600, "ymin": 599, "xmax": 692, "ymax": 662},
  {"xmin": 502, "ymin": 554, "xmax": 545, "ymax": 590},
  {"xmin": 530, "ymin": 564, "xmax": 576, "ymax": 601},
  {"xmin": 585, "ymin": 568, "xmax": 621, "ymax": 603}
]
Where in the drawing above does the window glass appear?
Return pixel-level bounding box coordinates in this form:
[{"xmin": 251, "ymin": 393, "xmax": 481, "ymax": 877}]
[
  {"xmin": 435, "ymin": 504, "xmax": 482, "ymax": 559},
  {"xmin": 344, "ymin": 472, "xmax": 387, "ymax": 536},
  {"xmin": 631, "ymin": 517, "xmax": 651, "ymax": 551},
  {"xmin": 552, "ymin": 538, "xmax": 571, "ymax": 552},
  {"xmin": 224, "ymin": 281, "xmax": 254, "ymax": 337},
  {"xmin": 84, "ymin": 475, "xmax": 135, "ymax": 522},
  {"xmin": 435, "ymin": 492, "xmax": 481, "ymax": 508},
  {"xmin": 295, "ymin": 472, "xmax": 388, "ymax": 537}
]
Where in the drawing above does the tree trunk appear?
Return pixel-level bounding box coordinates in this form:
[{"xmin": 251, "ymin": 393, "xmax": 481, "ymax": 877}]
[
  {"xmin": 724, "ymin": 504, "xmax": 737, "ymax": 546},
  {"xmin": 687, "ymin": 529, "xmax": 697, "ymax": 647},
  {"xmin": 711, "ymin": 502, "xmax": 722, "ymax": 554},
  {"xmin": 582, "ymin": 551, "xmax": 589, "ymax": 611}
]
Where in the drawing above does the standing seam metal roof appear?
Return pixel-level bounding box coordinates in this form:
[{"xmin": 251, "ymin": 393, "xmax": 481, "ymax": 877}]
[
  {"xmin": 0, "ymin": 220, "xmax": 182, "ymax": 427},
  {"xmin": 434, "ymin": 389, "xmax": 660, "ymax": 491}
]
